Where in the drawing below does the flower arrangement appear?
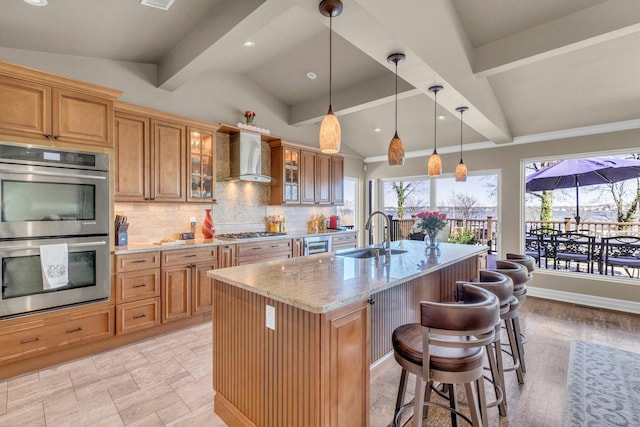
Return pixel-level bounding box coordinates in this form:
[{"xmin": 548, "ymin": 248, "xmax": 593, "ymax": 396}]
[
  {"xmin": 244, "ymin": 110, "xmax": 256, "ymax": 124},
  {"xmin": 415, "ymin": 211, "xmax": 447, "ymax": 235}
]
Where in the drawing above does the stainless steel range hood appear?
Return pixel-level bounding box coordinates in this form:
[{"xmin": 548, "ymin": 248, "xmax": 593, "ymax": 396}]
[{"xmin": 222, "ymin": 131, "xmax": 271, "ymax": 183}]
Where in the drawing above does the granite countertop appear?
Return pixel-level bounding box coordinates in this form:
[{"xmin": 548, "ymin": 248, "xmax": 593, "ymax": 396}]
[
  {"xmin": 113, "ymin": 229, "xmax": 357, "ymax": 255},
  {"xmin": 208, "ymin": 240, "xmax": 487, "ymax": 314}
]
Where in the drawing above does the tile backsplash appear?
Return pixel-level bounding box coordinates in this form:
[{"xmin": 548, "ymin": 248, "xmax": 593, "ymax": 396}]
[{"xmin": 114, "ymin": 133, "xmax": 337, "ymax": 244}]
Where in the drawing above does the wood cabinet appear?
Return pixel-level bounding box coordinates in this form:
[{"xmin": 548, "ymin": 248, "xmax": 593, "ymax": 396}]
[
  {"xmin": 114, "ymin": 102, "xmax": 216, "ymax": 203},
  {"xmin": 300, "ymin": 150, "xmax": 316, "ymax": 204},
  {"xmin": 217, "ymin": 244, "xmax": 237, "ymax": 268},
  {"xmin": 0, "ymin": 62, "xmax": 120, "ymax": 147},
  {"xmin": 236, "ymin": 239, "xmax": 292, "ymax": 265},
  {"xmin": 270, "ymin": 140, "xmax": 344, "ymax": 206},
  {"xmin": 291, "ymin": 237, "xmax": 305, "ymax": 257},
  {"xmin": 331, "ymin": 232, "xmax": 358, "ymax": 251},
  {"xmin": 187, "ymin": 127, "xmax": 216, "ymax": 202},
  {"xmin": 331, "ymin": 156, "xmax": 344, "ymax": 205},
  {"xmin": 160, "ymin": 247, "xmax": 217, "ymax": 323},
  {"xmin": 114, "ymin": 251, "xmax": 161, "ymax": 335},
  {"xmin": 270, "ymin": 144, "xmax": 301, "ymax": 204},
  {"xmin": 0, "ymin": 305, "xmax": 114, "ymax": 365}
]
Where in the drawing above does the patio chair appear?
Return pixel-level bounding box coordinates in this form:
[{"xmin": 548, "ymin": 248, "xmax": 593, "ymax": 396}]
[
  {"xmin": 600, "ymin": 236, "xmax": 640, "ymax": 278},
  {"xmin": 550, "ymin": 231, "xmax": 596, "ymax": 273},
  {"xmin": 525, "ymin": 227, "xmax": 558, "ymax": 268}
]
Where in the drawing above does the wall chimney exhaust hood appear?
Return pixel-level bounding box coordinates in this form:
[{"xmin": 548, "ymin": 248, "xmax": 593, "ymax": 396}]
[{"xmin": 221, "ymin": 132, "xmax": 271, "ymax": 183}]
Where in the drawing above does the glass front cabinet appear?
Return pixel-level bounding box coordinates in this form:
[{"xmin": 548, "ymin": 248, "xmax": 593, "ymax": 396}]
[{"xmin": 187, "ymin": 127, "xmax": 215, "ymax": 202}]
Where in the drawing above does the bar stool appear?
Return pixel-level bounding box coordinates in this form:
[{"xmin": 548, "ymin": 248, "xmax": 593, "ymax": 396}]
[
  {"xmin": 392, "ymin": 283, "xmax": 500, "ymax": 427},
  {"xmin": 505, "ymin": 253, "xmax": 536, "ymax": 280},
  {"xmin": 457, "ymin": 270, "xmax": 514, "ymax": 417},
  {"xmin": 491, "ymin": 260, "xmax": 529, "ymax": 379}
]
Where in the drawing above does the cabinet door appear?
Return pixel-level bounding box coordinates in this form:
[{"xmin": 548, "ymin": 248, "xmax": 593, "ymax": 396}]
[
  {"xmin": 300, "ymin": 150, "xmax": 316, "ymax": 204},
  {"xmin": 114, "ymin": 112, "xmax": 150, "ymax": 201},
  {"xmin": 192, "ymin": 262, "xmax": 216, "ymax": 315},
  {"xmin": 52, "ymin": 88, "xmax": 113, "ymax": 147},
  {"xmin": 316, "ymin": 153, "xmax": 331, "ymax": 204},
  {"xmin": 291, "ymin": 238, "xmax": 304, "ymax": 257},
  {"xmin": 217, "ymin": 244, "xmax": 236, "ymax": 268},
  {"xmin": 322, "ymin": 301, "xmax": 370, "ymax": 427},
  {"xmin": 187, "ymin": 127, "xmax": 216, "ymax": 202},
  {"xmin": 152, "ymin": 119, "xmax": 186, "ymax": 202},
  {"xmin": 161, "ymin": 266, "xmax": 191, "ymax": 323},
  {"xmin": 331, "ymin": 156, "xmax": 344, "ymax": 205},
  {"xmin": 0, "ymin": 76, "xmax": 51, "ymax": 140}
]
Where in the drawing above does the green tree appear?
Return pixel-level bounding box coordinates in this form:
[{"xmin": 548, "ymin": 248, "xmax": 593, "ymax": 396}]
[
  {"xmin": 527, "ymin": 162, "xmax": 555, "ymax": 223},
  {"xmin": 391, "ymin": 181, "xmax": 414, "ymax": 219}
]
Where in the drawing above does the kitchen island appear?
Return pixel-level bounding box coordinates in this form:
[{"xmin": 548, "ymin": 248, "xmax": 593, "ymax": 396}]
[{"xmin": 208, "ymin": 240, "xmax": 487, "ymax": 427}]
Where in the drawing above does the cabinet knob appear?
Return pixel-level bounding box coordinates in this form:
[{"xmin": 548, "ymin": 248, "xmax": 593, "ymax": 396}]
[
  {"xmin": 53, "ymin": 135, "xmax": 60, "ymax": 140},
  {"xmin": 44, "ymin": 134, "xmax": 51, "ymax": 139},
  {"xmin": 368, "ymin": 298, "xmax": 375, "ymax": 305}
]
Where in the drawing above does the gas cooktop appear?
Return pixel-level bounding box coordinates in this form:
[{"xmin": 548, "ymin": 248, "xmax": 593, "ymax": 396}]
[{"xmin": 216, "ymin": 231, "xmax": 287, "ymax": 240}]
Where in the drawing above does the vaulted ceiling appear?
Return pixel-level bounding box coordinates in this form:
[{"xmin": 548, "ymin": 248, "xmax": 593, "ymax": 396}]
[{"xmin": 2, "ymin": 0, "xmax": 639, "ymax": 161}]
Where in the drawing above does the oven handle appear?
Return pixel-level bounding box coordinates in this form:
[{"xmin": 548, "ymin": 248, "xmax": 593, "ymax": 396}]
[
  {"xmin": 0, "ymin": 241, "xmax": 107, "ymax": 251},
  {"xmin": 0, "ymin": 168, "xmax": 107, "ymax": 180}
]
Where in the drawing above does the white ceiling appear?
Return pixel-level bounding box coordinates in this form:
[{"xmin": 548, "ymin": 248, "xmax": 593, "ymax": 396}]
[{"xmin": 1, "ymin": 0, "xmax": 639, "ymax": 160}]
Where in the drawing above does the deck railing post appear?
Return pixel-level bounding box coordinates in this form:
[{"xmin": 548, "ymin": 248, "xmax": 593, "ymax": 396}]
[{"xmin": 486, "ymin": 216, "xmax": 494, "ymax": 254}]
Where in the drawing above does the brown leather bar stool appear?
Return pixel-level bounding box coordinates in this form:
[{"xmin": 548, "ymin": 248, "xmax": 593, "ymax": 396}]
[
  {"xmin": 457, "ymin": 270, "xmax": 514, "ymax": 417},
  {"xmin": 491, "ymin": 260, "xmax": 529, "ymax": 379},
  {"xmin": 392, "ymin": 283, "xmax": 500, "ymax": 427},
  {"xmin": 505, "ymin": 253, "xmax": 536, "ymax": 280}
]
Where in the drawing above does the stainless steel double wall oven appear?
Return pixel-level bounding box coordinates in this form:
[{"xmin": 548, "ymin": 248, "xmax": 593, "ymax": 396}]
[{"xmin": 0, "ymin": 142, "xmax": 110, "ymax": 318}]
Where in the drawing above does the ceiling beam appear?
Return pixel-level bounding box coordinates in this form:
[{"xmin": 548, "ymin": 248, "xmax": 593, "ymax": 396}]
[{"xmin": 474, "ymin": 0, "xmax": 640, "ymax": 78}]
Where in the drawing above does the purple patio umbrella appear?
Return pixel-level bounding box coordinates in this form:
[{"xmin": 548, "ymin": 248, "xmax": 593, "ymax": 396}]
[{"xmin": 525, "ymin": 157, "xmax": 640, "ymax": 225}]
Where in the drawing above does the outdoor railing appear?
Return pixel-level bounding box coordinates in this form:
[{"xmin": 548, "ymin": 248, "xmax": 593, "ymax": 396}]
[{"xmin": 526, "ymin": 218, "xmax": 640, "ymax": 237}]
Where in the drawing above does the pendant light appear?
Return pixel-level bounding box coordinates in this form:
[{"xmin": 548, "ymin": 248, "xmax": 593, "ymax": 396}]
[
  {"xmin": 455, "ymin": 106, "xmax": 468, "ymax": 182},
  {"xmin": 427, "ymin": 85, "xmax": 443, "ymax": 176},
  {"xmin": 318, "ymin": 0, "xmax": 343, "ymax": 154},
  {"xmin": 387, "ymin": 53, "xmax": 406, "ymax": 166}
]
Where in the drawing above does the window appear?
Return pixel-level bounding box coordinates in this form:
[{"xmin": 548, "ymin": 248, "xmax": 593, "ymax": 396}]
[{"xmin": 340, "ymin": 177, "xmax": 357, "ymax": 228}]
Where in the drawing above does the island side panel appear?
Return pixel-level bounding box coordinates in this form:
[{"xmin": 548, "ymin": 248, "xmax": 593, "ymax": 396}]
[
  {"xmin": 369, "ymin": 253, "xmax": 482, "ymax": 363},
  {"xmin": 214, "ymin": 279, "xmax": 320, "ymax": 427}
]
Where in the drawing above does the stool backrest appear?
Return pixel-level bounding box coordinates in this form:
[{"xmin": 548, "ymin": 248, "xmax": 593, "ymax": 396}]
[
  {"xmin": 505, "ymin": 253, "xmax": 536, "ymax": 275},
  {"xmin": 457, "ymin": 270, "xmax": 513, "ymax": 313},
  {"xmin": 493, "ymin": 260, "xmax": 529, "ymax": 289}
]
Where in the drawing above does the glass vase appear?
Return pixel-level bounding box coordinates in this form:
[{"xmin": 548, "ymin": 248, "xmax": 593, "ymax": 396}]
[
  {"xmin": 424, "ymin": 230, "xmax": 440, "ymax": 248},
  {"xmin": 202, "ymin": 208, "xmax": 215, "ymax": 239}
]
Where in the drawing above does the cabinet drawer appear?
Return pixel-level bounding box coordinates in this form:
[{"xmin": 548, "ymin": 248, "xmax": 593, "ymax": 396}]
[
  {"xmin": 116, "ymin": 298, "xmax": 161, "ymax": 335},
  {"xmin": 51, "ymin": 307, "xmax": 114, "ymax": 347},
  {"xmin": 115, "ymin": 251, "xmax": 161, "ymax": 273},
  {"xmin": 236, "ymin": 239, "xmax": 292, "ymax": 258},
  {"xmin": 161, "ymin": 247, "xmax": 217, "ymax": 267},
  {"xmin": 0, "ymin": 320, "xmax": 49, "ymax": 363},
  {"xmin": 332, "ymin": 233, "xmax": 357, "ymax": 246},
  {"xmin": 115, "ymin": 269, "xmax": 161, "ymax": 304}
]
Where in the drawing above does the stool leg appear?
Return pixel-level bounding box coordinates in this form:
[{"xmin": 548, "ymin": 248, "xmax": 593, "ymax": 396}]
[
  {"xmin": 464, "ymin": 382, "xmax": 482, "ymax": 427},
  {"xmin": 485, "ymin": 341, "xmax": 506, "ymax": 416},
  {"xmin": 513, "ymin": 316, "xmax": 527, "ymax": 373},
  {"xmin": 413, "ymin": 376, "xmax": 425, "ymax": 427},
  {"xmin": 394, "ymin": 369, "xmax": 408, "ymax": 416},
  {"xmin": 494, "ymin": 339, "xmax": 507, "ymax": 411},
  {"xmin": 505, "ymin": 318, "xmax": 524, "ymax": 384},
  {"xmin": 477, "ymin": 376, "xmax": 489, "ymax": 427},
  {"xmin": 447, "ymin": 383, "xmax": 458, "ymax": 427}
]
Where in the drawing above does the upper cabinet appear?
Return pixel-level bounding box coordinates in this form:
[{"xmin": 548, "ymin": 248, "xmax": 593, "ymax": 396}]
[
  {"xmin": 114, "ymin": 102, "xmax": 216, "ymax": 203},
  {"xmin": 269, "ymin": 140, "xmax": 344, "ymax": 206},
  {"xmin": 0, "ymin": 62, "xmax": 121, "ymax": 147},
  {"xmin": 187, "ymin": 127, "xmax": 216, "ymax": 202}
]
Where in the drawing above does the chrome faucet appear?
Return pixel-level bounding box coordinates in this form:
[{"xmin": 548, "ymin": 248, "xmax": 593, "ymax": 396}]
[{"xmin": 365, "ymin": 211, "xmax": 391, "ymax": 265}]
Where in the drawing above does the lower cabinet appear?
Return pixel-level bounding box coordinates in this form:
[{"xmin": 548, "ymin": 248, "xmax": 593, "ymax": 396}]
[
  {"xmin": 116, "ymin": 298, "xmax": 160, "ymax": 335},
  {"xmin": 236, "ymin": 239, "xmax": 292, "ymax": 265},
  {"xmin": 217, "ymin": 244, "xmax": 236, "ymax": 268},
  {"xmin": 291, "ymin": 237, "xmax": 304, "ymax": 257},
  {"xmin": 0, "ymin": 305, "xmax": 114, "ymax": 364},
  {"xmin": 331, "ymin": 232, "xmax": 358, "ymax": 251}
]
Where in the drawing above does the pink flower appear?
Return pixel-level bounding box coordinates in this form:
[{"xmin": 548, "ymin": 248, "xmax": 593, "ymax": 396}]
[
  {"xmin": 244, "ymin": 111, "xmax": 256, "ymax": 118},
  {"xmin": 415, "ymin": 211, "xmax": 447, "ymax": 234}
]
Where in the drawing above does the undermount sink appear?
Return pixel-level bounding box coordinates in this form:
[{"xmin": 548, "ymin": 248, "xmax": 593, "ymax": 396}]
[{"xmin": 336, "ymin": 248, "xmax": 408, "ymax": 259}]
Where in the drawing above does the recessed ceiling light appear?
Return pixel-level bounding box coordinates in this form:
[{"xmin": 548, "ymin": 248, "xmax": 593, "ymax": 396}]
[
  {"xmin": 140, "ymin": 0, "xmax": 175, "ymax": 10},
  {"xmin": 438, "ymin": 115, "xmax": 447, "ymax": 120},
  {"xmin": 243, "ymin": 41, "xmax": 255, "ymax": 47},
  {"xmin": 306, "ymin": 72, "xmax": 317, "ymax": 80},
  {"xmin": 23, "ymin": 0, "xmax": 47, "ymax": 6},
  {"xmin": 373, "ymin": 128, "xmax": 382, "ymax": 133}
]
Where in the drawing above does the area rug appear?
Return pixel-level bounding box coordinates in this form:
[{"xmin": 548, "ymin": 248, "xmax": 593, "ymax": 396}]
[{"xmin": 563, "ymin": 340, "xmax": 640, "ymax": 426}]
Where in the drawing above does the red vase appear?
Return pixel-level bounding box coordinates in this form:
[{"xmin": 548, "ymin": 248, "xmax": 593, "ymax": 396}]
[{"xmin": 202, "ymin": 208, "xmax": 215, "ymax": 238}]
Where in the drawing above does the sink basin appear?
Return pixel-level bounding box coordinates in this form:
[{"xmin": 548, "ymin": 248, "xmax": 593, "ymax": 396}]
[{"xmin": 336, "ymin": 248, "xmax": 408, "ymax": 259}]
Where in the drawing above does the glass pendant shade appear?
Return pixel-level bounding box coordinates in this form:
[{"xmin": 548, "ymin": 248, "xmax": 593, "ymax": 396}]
[
  {"xmin": 319, "ymin": 106, "xmax": 341, "ymax": 154},
  {"xmin": 455, "ymin": 106, "xmax": 468, "ymax": 182},
  {"xmin": 428, "ymin": 152, "xmax": 442, "ymax": 176},
  {"xmin": 387, "ymin": 53, "xmax": 406, "ymax": 166},
  {"xmin": 427, "ymin": 85, "xmax": 443, "ymax": 176},
  {"xmin": 388, "ymin": 132, "xmax": 404, "ymax": 165},
  {"xmin": 318, "ymin": 0, "xmax": 343, "ymax": 154},
  {"xmin": 455, "ymin": 161, "xmax": 467, "ymax": 182}
]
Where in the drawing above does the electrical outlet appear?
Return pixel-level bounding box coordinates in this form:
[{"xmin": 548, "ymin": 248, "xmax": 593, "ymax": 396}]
[
  {"xmin": 266, "ymin": 305, "xmax": 275, "ymax": 330},
  {"xmin": 189, "ymin": 216, "xmax": 196, "ymax": 223}
]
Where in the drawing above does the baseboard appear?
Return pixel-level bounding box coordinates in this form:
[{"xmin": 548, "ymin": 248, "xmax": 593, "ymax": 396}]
[{"xmin": 527, "ymin": 287, "xmax": 640, "ymax": 314}]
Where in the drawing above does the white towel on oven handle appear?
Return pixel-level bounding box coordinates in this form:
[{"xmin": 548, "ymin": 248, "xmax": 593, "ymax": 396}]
[{"xmin": 40, "ymin": 243, "xmax": 69, "ymax": 289}]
